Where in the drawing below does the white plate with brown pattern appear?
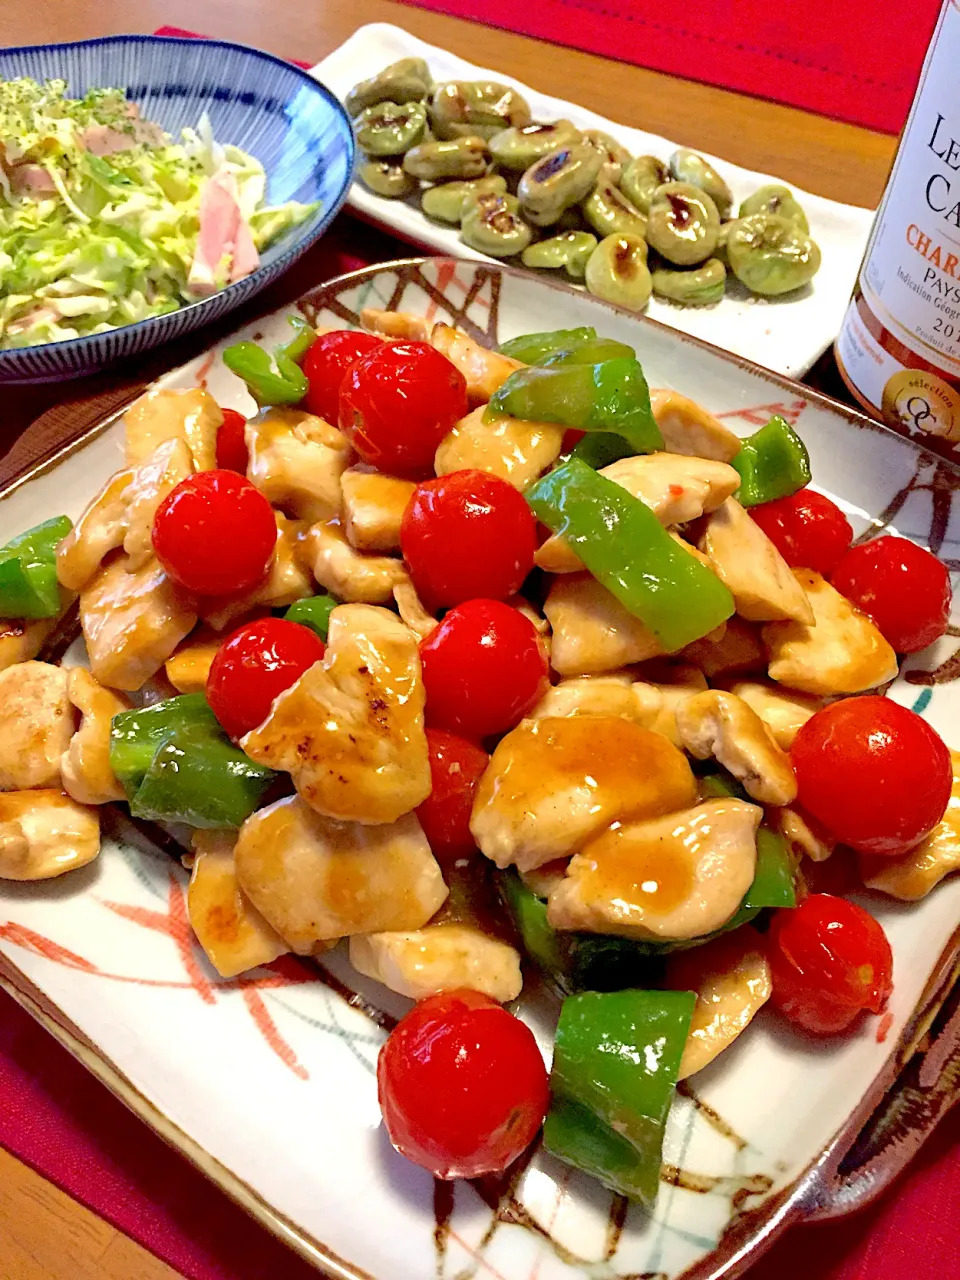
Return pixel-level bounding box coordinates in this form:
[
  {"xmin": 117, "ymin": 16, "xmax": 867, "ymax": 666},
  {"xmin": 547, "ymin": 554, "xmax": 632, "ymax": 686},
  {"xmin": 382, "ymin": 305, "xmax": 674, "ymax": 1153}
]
[{"xmin": 0, "ymin": 257, "xmax": 959, "ymax": 1280}]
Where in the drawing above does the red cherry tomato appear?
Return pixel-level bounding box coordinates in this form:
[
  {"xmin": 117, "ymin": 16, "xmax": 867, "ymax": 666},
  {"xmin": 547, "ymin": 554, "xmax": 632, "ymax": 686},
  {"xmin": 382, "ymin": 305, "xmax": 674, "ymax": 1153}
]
[
  {"xmin": 206, "ymin": 617, "xmax": 325, "ymax": 739},
  {"xmin": 791, "ymin": 696, "xmax": 952, "ymax": 857},
  {"xmin": 401, "ymin": 470, "xmax": 537, "ymax": 610},
  {"xmin": 378, "ymin": 989, "xmax": 549, "ymax": 1179},
  {"xmin": 415, "ymin": 729, "xmax": 489, "ymax": 861},
  {"xmin": 301, "ymin": 329, "xmax": 383, "ymax": 424},
  {"xmin": 749, "ymin": 488, "xmax": 853, "ymax": 576},
  {"xmin": 215, "ymin": 408, "xmax": 249, "ymax": 474},
  {"xmin": 831, "ymin": 536, "xmax": 952, "ymax": 653},
  {"xmin": 152, "ymin": 470, "xmax": 277, "ymax": 597},
  {"xmin": 339, "ymin": 341, "xmax": 468, "ymax": 479},
  {"xmin": 768, "ymin": 893, "xmax": 893, "ymax": 1034},
  {"xmin": 420, "ymin": 599, "xmax": 549, "ymax": 740}
]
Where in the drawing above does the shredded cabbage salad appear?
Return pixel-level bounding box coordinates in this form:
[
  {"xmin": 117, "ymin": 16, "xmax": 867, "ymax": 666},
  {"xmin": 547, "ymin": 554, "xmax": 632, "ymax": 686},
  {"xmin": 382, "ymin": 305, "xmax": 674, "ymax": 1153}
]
[{"xmin": 0, "ymin": 78, "xmax": 318, "ymax": 349}]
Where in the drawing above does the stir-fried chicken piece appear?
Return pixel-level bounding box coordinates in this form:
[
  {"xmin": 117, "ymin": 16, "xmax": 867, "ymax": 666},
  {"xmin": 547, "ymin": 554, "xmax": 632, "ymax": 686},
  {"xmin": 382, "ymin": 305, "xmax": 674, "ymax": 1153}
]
[
  {"xmin": 537, "ymin": 452, "xmax": 741, "ymax": 572},
  {"xmin": 430, "ymin": 324, "xmax": 523, "ymax": 400},
  {"xmin": 80, "ymin": 555, "xmax": 197, "ymax": 692},
  {"xmin": 764, "ymin": 569, "xmax": 899, "ymax": 695},
  {"xmin": 201, "ymin": 514, "xmax": 311, "ymax": 631},
  {"xmin": 529, "ymin": 673, "xmax": 641, "ymax": 723},
  {"xmin": 123, "ymin": 386, "xmax": 222, "ymax": 471},
  {"xmin": 0, "ymin": 790, "xmax": 100, "ymax": 880},
  {"xmin": 60, "ymin": 668, "xmax": 127, "ymax": 805},
  {"xmin": 350, "ymin": 924, "xmax": 523, "ymax": 1003},
  {"xmin": 666, "ymin": 928, "xmax": 772, "ymax": 1079},
  {"xmin": 393, "ymin": 580, "xmax": 438, "ymax": 640},
  {"xmin": 242, "ymin": 604, "xmax": 430, "ymax": 824},
  {"xmin": 681, "ymin": 616, "xmax": 765, "ymax": 678},
  {"xmin": 861, "ymin": 750, "xmax": 960, "ymax": 900},
  {"xmin": 0, "ymin": 612, "xmax": 65, "ymax": 672},
  {"xmin": 435, "ymin": 405, "xmax": 563, "ymax": 492},
  {"xmin": 649, "ymin": 389, "xmax": 742, "ymax": 462},
  {"xmin": 700, "ymin": 498, "xmax": 814, "ymax": 624},
  {"xmin": 470, "ymin": 716, "xmax": 697, "ymax": 872},
  {"xmin": 721, "ymin": 678, "xmax": 824, "ymax": 750},
  {"xmin": 122, "ymin": 437, "xmax": 195, "ymax": 570},
  {"xmin": 543, "ymin": 573, "xmax": 665, "ymax": 675},
  {"xmin": 360, "ymin": 307, "xmax": 432, "ymax": 342},
  {"xmin": 676, "ymin": 689, "xmax": 798, "ymax": 806},
  {"xmin": 165, "ymin": 626, "xmax": 224, "ymax": 694},
  {"xmin": 302, "ymin": 518, "xmax": 409, "ymax": 605},
  {"xmin": 188, "ymin": 829, "xmax": 289, "ymax": 977},
  {"xmin": 774, "ymin": 805, "xmax": 835, "ymax": 863},
  {"xmin": 56, "ymin": 469, "xmax": 133, "ymax": 592},
  {"xmin": 341, "ymin": 468, "xmax": 415, "ymax": 553},
  {"xmin": 0, "ymin": 662, "xmax": 72, "ymax": 790},
  {"xmin": 245, "ymin": 406, "xmax": 352, "ymax": 521},
  {"xmin": 631, "ymin": 665, "xmax": 709, "ymax": 747},
  {"xmin": 234, "ymin": 798, "xmax": 447, "ymax": 951},
  {"xmin": 547, "ymin": 798, "xmax": 761, "ymax": 940}
]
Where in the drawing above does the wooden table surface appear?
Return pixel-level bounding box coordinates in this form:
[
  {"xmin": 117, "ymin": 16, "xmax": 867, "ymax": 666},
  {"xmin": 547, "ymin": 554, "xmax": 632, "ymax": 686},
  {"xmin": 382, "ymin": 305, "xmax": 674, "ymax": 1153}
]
[{"xmin": 0, "ymin": 0, "xmax": 897, "ymax": 1275}]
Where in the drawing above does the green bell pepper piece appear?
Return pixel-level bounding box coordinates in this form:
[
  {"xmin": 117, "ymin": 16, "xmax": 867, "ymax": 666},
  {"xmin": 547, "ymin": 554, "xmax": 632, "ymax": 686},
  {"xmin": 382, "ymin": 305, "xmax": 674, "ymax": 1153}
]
[
  {"xmin": 130, "ymin": 723, "xmax": 276, "ymax": 829},
  {"xmin": 274, "ymin": 314, "xmax": 317, "ymax": 366},
  {"xmin": 110, "ymin": 694, "xmax": 276, "ymax": 828},
  {"xmin": 569, "ymin": 431, "xmax": 637, "ymax": 469},
  {"xmin": 732, "ymin": 415, "xmax": 811, "ymax": 508},
  {"xmin": 284, "ymin": 594, "xmax": 338, "ymax": 642},
  {"xmin": 223, "ymin": 341, "xmax": 308, "ymax": 407},
  {"xmin": 697, "ymin": 765, "xmax": 747, "ymax": 800},
  {"xmin": 0, "ymin": 516, "xmax": 72, "ymax": 619},
  {"xmin": 743, "ymin": 827, "xmax": 796, "ymax": 911},
  {"xmin": 527, "ymin": 459, "xmax": 734, "ymax": 650},
  {"xmin": 498, "ymin": 868, "xmax": 563, "ymax": 977},
  {"xmin": 498, "ymin": 327, "xmax": 596, "ymax": 363},
  {"xmin": 110, "ymin": 694, "xmax": 218, "ymax": 792},
  {"xmin": 539, "ymin": 337, "xmax": 635, "ymax": 366},
  {"xmin": 544, "ymin": 989, "xmax": 695, "ymax": 1203},
  {"xmin": 486, "ymin": 360, "xmax": 663, "ymax": 457}
]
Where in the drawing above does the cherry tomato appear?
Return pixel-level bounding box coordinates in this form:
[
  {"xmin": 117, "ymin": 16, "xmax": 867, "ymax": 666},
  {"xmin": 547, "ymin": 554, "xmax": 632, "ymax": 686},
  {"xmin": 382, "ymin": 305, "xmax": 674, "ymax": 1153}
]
[
  {"xmin": 152, "ymin": 470, "xmax": 277, "ymax": 597},
  {"xmin": 339, "ymin": 341, "xmax": 468, "ymax": 478},
  {"xmin": 420, "ymin": 599, "xmax": 549, "ymax": 740},
  {"xmin": 206, "ymin": 617, "xmax": 325, "ymax": 739},
  {"xmin": 791, "ymin": 696, "xmax": 952, "ymax": 857},
  {"xmin": 401, "ymin": 470, "xmax": 537, "ymax": 610},
  {"xmin": 768, "ymin": 893, "xmax": 893, "ymax": 1034},
  {"xmin": 749, "ymin": 488, "xmax": 853, "ymax": 576},
  {"xmin": 378, "ymin": 989, "xmax": 549, "ymax": 1179},
  {"xmin": 301, "ymin": 329, "xmax": 383, "ymax": 424},
  {"xmin": 830, "ymin": 536, "xmax": 952, "ymax": 654},
  {"xmin": 415, "ymin": 729, "xmax": 489, "ymax": 861},
  {"xmin": 215, "ymin": 408, "xmax": 249, "ymax": 474}
]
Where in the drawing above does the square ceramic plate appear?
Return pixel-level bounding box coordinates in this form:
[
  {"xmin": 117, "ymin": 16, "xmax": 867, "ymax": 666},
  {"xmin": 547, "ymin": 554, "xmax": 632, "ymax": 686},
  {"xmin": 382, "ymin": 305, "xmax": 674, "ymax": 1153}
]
[
  {"xmin": 2, "ymin": 258, "xmax": 960, "ymax": 1280},
  {"xmin": 311, "ymin": 23, "xmax": 876, "ymax": 379}
]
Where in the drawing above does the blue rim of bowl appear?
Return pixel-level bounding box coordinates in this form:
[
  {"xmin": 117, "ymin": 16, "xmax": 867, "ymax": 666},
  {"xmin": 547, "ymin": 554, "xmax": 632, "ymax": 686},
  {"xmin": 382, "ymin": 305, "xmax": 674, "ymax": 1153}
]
[{"xmin": 0, "ymin": 32, "xmax": 357, "ymax": 364}]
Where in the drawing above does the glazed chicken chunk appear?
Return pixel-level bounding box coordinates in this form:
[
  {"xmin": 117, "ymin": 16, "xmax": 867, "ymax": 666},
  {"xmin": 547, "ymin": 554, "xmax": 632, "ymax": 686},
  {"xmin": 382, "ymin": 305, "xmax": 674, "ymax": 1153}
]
[
  {"xmin": 188, "ymin": 829, "xmax": 289, "ymax": 978},
  {"xmin": 350, "ymin": 924, "xmax": 523, "ymax": 1004},
  {"xmin": 245, "ymin": 406, "xmax": 352, "ymax": 522},
  {"xmin": 0, "ymin": 789, "xmax": 100, "ymax": 880},
  {"xmin": 0, "ymin": 662, "xmax": 73, "ymax": 790},
  {"xmin": 123, "ymin": 386, "xmax": 222, "ymax": 471},
  {"xmin": 435, "ymin": 405, "xmax": 564, "ymax": 492}
]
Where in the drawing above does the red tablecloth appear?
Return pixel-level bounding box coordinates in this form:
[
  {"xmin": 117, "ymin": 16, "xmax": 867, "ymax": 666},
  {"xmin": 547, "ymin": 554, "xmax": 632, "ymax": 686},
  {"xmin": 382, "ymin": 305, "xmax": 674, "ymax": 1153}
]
[
  {"xmin": 395, "ymin": 0, "xmax": 941, "ymax": 135},
  {"xmin": 2, "ymin": 25, "xmax": 959, "ymax": 1280}
]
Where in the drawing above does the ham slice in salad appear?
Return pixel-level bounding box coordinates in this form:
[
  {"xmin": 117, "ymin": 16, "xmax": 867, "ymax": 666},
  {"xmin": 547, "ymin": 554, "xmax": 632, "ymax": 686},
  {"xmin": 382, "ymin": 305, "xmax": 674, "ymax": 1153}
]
[{"xmin": 187, "ymin": 170, "xmax": 261, "ymax": 297}]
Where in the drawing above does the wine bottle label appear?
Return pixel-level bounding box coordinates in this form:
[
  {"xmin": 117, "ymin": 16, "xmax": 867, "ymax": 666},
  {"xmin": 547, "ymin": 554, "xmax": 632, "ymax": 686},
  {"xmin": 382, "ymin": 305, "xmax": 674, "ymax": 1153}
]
[{"xmin": 836, "ymin": 0, "xmax": 960, "ymax": 453}]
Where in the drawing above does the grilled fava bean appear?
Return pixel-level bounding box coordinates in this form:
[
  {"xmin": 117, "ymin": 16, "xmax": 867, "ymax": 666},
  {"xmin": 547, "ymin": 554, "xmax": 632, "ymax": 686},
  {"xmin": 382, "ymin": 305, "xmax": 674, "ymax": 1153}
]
[
  {"xmin": 646, "ymin": 182, "xmax": 720, "ymax": 266},
  {"xmin": 620, "ymin": 155, "xmax": 671, "ymax": 215},
  {"xmin": 421, "ymin": 174, "xmax": 508, "ymax": 223},
  {"xmin": 738, "ymin": 184, "xmax": 810, "ymax": 233},
  {"xmin": 489, "ymin": 120, "xmax": 581, "ymax": 170},
  {"xmin": 345, "ymin": 58, "xmax": 432, "ymax": 117},
  {"xmin": 358, "ymin": 158, "xmax": 418, "ymax": 198},
  {"xmin": 403, "ymin": 136, "xmax": 489, "ymax": 180},
  {"xmin": 518, "ymin": 142, "xmax": 603, "ymax": 226},
  {"xmin": 725, "ymin": 213, "xmax": 822, "ymax": 295},
  {"xmin": 521, "ymin": 230, "xmax": 598, "ymax": 278},
  {"xmin": 582, "ymin": 176, "xmax": 648, "ymax": 239},
  {"xmin": 460, "ymin": 193, "xmax": 533, "ymax": 256},
  {"xmin": 651, "ymin": 257, "xmax": 727, "ymax": 305},
  {"xmin": 669, "ymin": 148, "xmax": 734, "ymax": 220},
  {"xmin": 429, "ymin": 81, "xmax": 532, "ymax": 140},
  {"xmin": 581, "ymin": 129, "xmax": 632, "ymax": 182},
  {"xmin": 584, "ymin": 233, "xmax": 652, "ymax": 310},
  {"xmin": 354, "ymin": 101, "xmax": 427, "ymax": 156}
]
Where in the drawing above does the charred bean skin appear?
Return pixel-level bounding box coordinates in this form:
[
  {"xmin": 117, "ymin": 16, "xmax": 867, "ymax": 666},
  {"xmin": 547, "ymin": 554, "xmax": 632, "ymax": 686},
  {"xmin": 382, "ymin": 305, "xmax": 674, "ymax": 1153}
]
[
  {"xmin": 345, "ymin": 58, "xmax": 432, "ymax": 116},
  {"xmin": 582, "ymin": 177, "xmax": 648, "ymax": 239},
  {"xmin": 460, "ymin": 193, "xmax": 534, "ymax": 256},
  {"xmin": 646, "ymin": 182, "xmax": 721, "ymax": 266},
  {"xmin": 518, "ymin": 143, "xmax": 603, "ymax": 227},
  {"xmin": 651, "ymin": 257, "xmax": 727, "ymax": 305},
  {"xmin": 738, "ymin": 184, "xmax": 810, "ymax": 233},
  {"xmin": 429, "ymin": 81, "xmax": 532, "ymax": 140},
  {"xmin": 521, "ymin": 231, "xmax": 599, "ymax": 278},
  {"xmin": 668, "ymin": 148, "xmax": 734, "ymax": 220},
  {"xmin": 584, "ymin": 233, "xmax": 652, "ymax": 310},
  {"xmin": 489, "ymin": 120, "xmax": 581, "ymax": 170},
  {"xmin": 725, "ymin": 213, "xmax": 822, "ymax": 295},
  {"xmin": 420, "ymin": 175, "xmax": 508, "ymax": 223},
  {"xmin": 620, "ymin": 155, "xmax": 671, "ymax": 215},
  {"xmin": 402, "ymin": 136, "xmax": 490, "ymax": 181},
  {"xmin": 358, "ymin": 158, "xmax": 418, "ymax": 198},
  {"xmin": 354, "ymin": 101, "xmax": 427, "ymax": 156}
]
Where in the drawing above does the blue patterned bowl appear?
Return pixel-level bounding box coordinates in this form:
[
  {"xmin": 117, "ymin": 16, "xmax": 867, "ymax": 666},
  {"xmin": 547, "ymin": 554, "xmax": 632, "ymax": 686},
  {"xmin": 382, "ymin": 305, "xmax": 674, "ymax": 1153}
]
[{"xmin": 0, "ymin": 34, "xmax": 356, "ymax": 383}]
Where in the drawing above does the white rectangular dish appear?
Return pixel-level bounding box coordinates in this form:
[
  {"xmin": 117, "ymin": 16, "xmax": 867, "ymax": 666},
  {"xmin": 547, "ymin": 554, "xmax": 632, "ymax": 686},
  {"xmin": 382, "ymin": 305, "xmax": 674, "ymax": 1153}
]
[
  {"xmin": 1, "ymin": 258, "xmax": 959, "ymax": 1280},
  {"xmin": 312, "ymin": 24, "xmax": 876, "ymax": 379}
]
